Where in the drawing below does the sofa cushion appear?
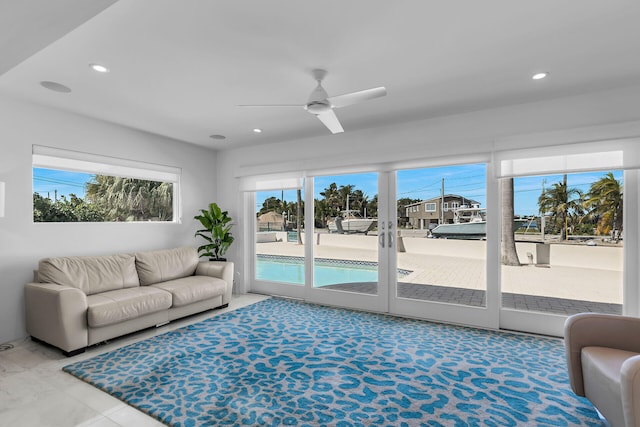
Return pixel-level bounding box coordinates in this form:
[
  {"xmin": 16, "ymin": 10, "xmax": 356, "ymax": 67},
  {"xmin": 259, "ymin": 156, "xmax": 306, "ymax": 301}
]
[
  {"xmin": 38, "ymin": 254, "xmax": 139, "ymax": 296},
  {"xmin": 150, "ymin": 276, "xmax": 226, "ymax": 307},
  {"xmin": 135, "ymin": 247, "xmax": 198, "ymax": 286},
  {"xmin": 582, "ymin": 346, "xmax": 638, "ymax": 427},
  {"xmin": 87, "ymin": 287, "xmax": 172, "ymax": 328}
]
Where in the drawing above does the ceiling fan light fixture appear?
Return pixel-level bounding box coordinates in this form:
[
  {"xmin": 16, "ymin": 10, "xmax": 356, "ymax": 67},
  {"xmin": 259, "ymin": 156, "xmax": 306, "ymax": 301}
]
[
  {"xmin": 532, "ymin": 72, "xmax": 549, "ymax": 80},
  {"xmin": 209, "ymin": 134, "xmax": 226, "ymax": 140},
  {"xmin": 253, "ymin": 128, "xmax": 263, "ymax": 133},
  {"xmin": 89, "ymin": 63, "xmax": 110, "ymax": 73}
]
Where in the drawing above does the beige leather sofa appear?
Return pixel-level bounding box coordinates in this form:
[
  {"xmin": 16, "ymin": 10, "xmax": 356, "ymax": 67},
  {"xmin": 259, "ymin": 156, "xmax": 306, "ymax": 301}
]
[
  {"xmin": 564, "ymin": 313, "xmax": 640, "ymax": 427},
  {"xmin": 25, "ymin": 247, "xmax": 233, "ymax": 356}
]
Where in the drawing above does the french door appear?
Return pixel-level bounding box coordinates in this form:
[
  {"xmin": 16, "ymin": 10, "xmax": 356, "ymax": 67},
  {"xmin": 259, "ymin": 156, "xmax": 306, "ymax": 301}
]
[{"xmin": 251, "ymin": 165, "xmax": 500, "ymax": 330}]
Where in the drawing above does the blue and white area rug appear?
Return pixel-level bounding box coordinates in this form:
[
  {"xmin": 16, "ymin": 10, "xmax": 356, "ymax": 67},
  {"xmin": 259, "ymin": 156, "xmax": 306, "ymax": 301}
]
[{"xmin": 64, "ymin": 298, "xmax": 601, "ymax": 427}]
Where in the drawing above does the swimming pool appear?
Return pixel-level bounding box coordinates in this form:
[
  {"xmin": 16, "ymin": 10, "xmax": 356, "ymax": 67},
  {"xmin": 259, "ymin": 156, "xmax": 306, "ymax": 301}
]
[{"xmin": 256, "ymin": 254, "xmax": 411, "ymax": 286}]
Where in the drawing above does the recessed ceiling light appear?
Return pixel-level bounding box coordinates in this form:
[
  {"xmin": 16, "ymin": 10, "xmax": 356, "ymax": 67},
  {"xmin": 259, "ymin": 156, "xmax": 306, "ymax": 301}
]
[
  {"xmin": 209, "ymin": 134, "xmax": 226, "ymax": 140},
  {"xmin": 532, "ymin": 72, "xmax": 549, "ymax": 80},
  {"xmin": 253, "ymin": 128, "xmax": 263, "ymax": 133},
  {"xmin": 89, "ymin": 63, "xmax": 110, "ymax": 73},
  {"xmin": 40, "ymin": 81, "xmax": 72, "ymax": 93}
]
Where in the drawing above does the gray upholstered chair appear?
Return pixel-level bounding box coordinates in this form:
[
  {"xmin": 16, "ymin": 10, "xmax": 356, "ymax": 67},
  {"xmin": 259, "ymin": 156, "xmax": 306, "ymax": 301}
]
[{"xmin": 564, "ymin": 313, "xmax": 640, "ymax": 427}]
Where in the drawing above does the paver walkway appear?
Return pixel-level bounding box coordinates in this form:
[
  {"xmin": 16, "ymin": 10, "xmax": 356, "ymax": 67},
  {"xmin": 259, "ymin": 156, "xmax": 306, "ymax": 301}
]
[{"xmin": 322, "ymin": 282, "xmax": 622, "ymax": 315}]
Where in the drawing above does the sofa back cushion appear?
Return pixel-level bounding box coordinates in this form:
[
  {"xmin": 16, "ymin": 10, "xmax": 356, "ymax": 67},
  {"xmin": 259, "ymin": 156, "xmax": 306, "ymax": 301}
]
[
  {"xmin": 38, "ymin": 254, "xmax": 139, "ymax": 295},
  {"xmin": 135, "ymin": 247, "xmax": 198, "ymax": 285}
]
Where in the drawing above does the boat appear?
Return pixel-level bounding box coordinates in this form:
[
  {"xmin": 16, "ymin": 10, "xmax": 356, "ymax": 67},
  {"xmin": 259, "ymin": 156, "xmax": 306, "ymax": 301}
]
[
  {"xmin": 430, "ymin": 204, "xmax": 527, "ymax": 239},
  {"xmin": 328, "ymin": 210, "xmax": 377, "ymax": 234}
]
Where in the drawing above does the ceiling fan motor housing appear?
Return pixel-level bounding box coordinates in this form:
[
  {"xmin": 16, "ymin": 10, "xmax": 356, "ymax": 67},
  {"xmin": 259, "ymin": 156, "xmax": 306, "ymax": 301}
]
[
  {"xmin": 305, "ymin": 81, "xmax": 332, "ymax": 114},
  {"xmin": 305, "ymin": 101, "xmax": 332, "ymax": 115}
]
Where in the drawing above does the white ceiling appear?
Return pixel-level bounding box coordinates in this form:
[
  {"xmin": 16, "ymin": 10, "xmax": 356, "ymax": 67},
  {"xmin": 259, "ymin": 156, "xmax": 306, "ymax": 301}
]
[{"xmin": 2, "ymin": 1, "xmax": 640, "ymax": 150}]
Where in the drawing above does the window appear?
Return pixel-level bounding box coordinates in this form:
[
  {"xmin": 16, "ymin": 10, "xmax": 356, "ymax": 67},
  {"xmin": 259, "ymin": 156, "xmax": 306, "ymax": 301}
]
[
  {"xmin": 32, "ymin": 146, "xmax": 180, "ymax": 223},
  {"xmin": 494, "ymin": 141, "xmax": 632, "ymax": 317},
  {"xmin": 501, "ymin": 170, "xmax": 623, "ymax": 316},
  {"xmin": 451, "ymin": 202, "xmax": 460, "ymax": 210},
  {"xmin": 255, "ymin": 187, "xmax": 305, "ymax": 285},
  {"xmin": 443, "ymin": 202, "xmax": 449, "ymax": 211},
  {"xmin": 397, "ymin": 163, "xmax": 487, "ymax": 307}
]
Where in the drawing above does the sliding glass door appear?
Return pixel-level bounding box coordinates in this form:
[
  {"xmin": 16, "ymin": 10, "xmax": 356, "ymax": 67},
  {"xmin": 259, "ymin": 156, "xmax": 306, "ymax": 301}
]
[
  {"xmin": 305, "ymin": 171, "xmax": 389, "ymax": 313},
  {"xmin": 388, "ymin": 163, "xmax": 497, "ymax": 328},
  {"xmin": 247, "ymin": 142, "xmax": 638, "ymax": 336},
  {"xmin": 499, "ymin": 171, "xmax": 625, "ymax": 335},
  {"xmin": 252, "ymin": 186, "xmax": 306, "ymax": 299}
]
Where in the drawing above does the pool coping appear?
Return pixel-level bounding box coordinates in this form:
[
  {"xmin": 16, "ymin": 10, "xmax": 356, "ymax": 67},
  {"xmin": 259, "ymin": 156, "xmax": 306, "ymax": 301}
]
[{"xmin": 256, "ymin": 253, "xmax": 413, "ymax": 276}]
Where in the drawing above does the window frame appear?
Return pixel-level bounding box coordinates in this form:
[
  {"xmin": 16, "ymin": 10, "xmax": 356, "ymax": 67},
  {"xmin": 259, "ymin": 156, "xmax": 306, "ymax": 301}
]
[{"xmin": 32, "ymin": 145, "xmax": 181, "ymax": 223}]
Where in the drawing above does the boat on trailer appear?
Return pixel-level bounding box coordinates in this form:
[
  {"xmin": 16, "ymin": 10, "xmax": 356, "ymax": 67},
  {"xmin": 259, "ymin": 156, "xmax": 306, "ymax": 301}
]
[
  {"xmin": 431, "ymin": 204, "xmax": 527, "ymax": 239},
  {"xmin": 328, "ymin": 210, "xmax": 377, "ymax": 234}
]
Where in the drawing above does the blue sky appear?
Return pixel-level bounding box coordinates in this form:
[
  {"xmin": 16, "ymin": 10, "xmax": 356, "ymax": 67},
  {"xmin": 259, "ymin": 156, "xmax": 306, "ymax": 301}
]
[
  {"xmin": 33, "ymin": 166, "xmax": 622, "ymax": 217},
  {"xmin": 257, "ymin": 165, "xmax": 623, "ymax": 217},
  {"xmin": 33, "ymin": 168, "xmax": 91, "ymax": 199}
]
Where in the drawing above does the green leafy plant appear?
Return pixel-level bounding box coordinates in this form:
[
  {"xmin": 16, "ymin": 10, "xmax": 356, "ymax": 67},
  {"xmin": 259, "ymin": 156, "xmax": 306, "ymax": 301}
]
[{"xmin": 194, "ymin": 202, "xmax": 234, "ymax": 260}]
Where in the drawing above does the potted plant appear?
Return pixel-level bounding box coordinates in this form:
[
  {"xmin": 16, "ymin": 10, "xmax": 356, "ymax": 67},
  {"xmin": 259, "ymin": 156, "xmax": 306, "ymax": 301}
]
[{"xmin": 194, "ymin": 202, "xmax": 234, "ymax": 261}]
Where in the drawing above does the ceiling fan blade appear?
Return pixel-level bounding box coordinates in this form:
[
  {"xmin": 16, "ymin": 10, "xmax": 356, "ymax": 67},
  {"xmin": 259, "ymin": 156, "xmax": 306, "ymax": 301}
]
[
  {"xmin": 237, "ymin": 104, "xmax": 302, "ymax": 107},
  {"xmin": 316, "ymin": 110, "xmax": 344, "ymax": 134},
  {"xmin": 328, "ymin": 86, "xmax": 387, "ymax": 108}
]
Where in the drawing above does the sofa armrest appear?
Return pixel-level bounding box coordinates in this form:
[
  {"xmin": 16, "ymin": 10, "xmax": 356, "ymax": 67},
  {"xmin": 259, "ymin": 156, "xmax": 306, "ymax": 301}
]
[
  {"xmin": 195, "ymin": 261, "xmax": 234, "ymax": 305},
  {"xmin": 25, "ymin": 282, "xmax": 88, "ymax": 353},
  {"xmin": 565, "ymin": 313, "xmax": 640, "ymax": 396}
]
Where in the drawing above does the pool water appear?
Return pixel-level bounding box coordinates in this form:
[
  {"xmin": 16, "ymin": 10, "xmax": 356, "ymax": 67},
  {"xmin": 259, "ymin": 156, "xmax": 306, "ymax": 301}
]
[{"xmin": 256, "ymin": 255, "xmax": 411, "ymax": 286}]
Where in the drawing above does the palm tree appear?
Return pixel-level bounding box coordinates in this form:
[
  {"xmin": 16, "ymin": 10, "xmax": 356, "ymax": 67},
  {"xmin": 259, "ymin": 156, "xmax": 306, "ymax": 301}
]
[
  {"xmin": 367, "ymin": 195, "xmax": 379, "ymax": 219},
  {"xmin": 314, "ymin": 199, "xmax": 331, "ymax": 228},
  {"xmin": 501, "ymin": 178, "xmax": 520, "ymax": 265},
  {"xmin": 319, "ymin": 183, "xmax": 341, "ymax": 216},
  {"xmin": 337, "ymin": 184, "xmax": 355, "ymax": 210},
  {"xmin": 86, "ymin": 176, "xmax": 173, "ymax": 221},
  {"xmin": 583, "ymin": 172, "xmax": 623, "ymax": 241},
  {"xmin": 351, "ymin": 189, "xmax": 369, "ymax": 216},
  {"xmin": 538, "ymin": 175, "xmax": 583, "ymax": 240}
]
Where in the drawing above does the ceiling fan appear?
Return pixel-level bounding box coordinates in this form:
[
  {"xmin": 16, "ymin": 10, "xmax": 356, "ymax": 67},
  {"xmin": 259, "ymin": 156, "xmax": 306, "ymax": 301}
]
[{"xmin": 239, "ymin": 69, "xmax": 387, "ymax": 134}]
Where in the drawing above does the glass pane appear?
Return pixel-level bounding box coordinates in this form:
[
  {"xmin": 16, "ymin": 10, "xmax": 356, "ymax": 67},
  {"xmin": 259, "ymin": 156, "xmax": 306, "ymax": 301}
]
[
  {"xmin": 313, "ymin": 173, "xmax": 379, "ymax": 293},
  {"xmin": 33, "ymin": 168, "xmax": 174, "ymax": 222},
  {"xmin": 501, "ymin": 171, "xmax": 623, "ymax": 315},
  {"xmin": 255, "ymin": 188, "xmax": 305, "ymax": 285},
  {"xmin": 396, "ymin": 164, "xmax": 487, "ymax": 306}
]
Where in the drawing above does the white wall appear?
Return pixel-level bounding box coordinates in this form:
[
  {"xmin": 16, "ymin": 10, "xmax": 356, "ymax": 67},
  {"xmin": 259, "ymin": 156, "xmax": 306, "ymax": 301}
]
[
  {"xmin": 216, "ymin": 84, "xmax": 640, "ymax": 295},
  {"xmin": 0, "ymin": 96, "xmax": 217, "ymax": 345}
]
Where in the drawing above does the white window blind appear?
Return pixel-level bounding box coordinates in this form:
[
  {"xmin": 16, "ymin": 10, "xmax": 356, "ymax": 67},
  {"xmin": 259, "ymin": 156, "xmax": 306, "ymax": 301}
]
[
  {"xmin": 32, "ymin": 145, "xmax": 181, "ymax": 183},
  {"xmin": 493, "ymin": 139, "xmax": 640, "ymax": 178},
  {"xmin": 239, "ymin": 173, "xmax": 304, "ymax": 192}
]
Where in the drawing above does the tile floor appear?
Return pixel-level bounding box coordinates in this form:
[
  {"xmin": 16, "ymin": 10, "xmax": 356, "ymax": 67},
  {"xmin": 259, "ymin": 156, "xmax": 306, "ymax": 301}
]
[{"xmin": 0, "ymin": 293, "xmax": 270, "ymax": 427}]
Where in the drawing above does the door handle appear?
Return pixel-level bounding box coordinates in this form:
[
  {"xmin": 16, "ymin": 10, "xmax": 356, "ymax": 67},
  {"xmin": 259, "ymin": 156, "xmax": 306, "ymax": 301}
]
[
  {"xmin": 388, "ymin": 231, "xmax": 394, "ymax": 248},
  {"xmin": 379, "ymin": 232, "xmax": 385, "ymax": 248}
]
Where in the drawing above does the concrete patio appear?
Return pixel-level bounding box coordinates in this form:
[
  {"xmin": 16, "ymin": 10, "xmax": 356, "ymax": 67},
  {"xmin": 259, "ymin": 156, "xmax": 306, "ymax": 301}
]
[{"xmin": 256, "ymin": 232, "xmax": 623, "ymax": 316}]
